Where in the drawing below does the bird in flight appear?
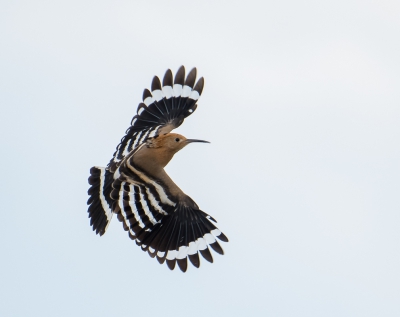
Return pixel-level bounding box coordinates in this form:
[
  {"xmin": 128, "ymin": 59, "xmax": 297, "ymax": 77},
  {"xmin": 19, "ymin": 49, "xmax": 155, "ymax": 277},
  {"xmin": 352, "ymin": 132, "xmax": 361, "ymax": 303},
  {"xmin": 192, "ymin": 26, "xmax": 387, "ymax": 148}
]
[{"xmin": 87, "ymin": 66, "xmax": 228, "ymax": 272}]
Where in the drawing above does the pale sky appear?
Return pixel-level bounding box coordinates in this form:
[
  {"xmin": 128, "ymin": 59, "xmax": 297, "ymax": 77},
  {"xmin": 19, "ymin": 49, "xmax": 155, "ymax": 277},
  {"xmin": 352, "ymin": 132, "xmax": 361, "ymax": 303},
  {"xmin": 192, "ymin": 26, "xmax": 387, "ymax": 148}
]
[{"xmin": 1, "ymin": 1, "xmax": 399, "ymax": 316}]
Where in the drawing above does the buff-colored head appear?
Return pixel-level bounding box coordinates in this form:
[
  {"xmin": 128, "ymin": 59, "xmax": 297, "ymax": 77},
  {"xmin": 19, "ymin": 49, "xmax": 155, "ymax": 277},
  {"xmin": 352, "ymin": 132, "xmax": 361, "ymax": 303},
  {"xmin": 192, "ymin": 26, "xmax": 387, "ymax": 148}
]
[
  {"xmin": 134, "ymin": 133, "xmax": 209, "ymax": 172},
  {"xmin": 146, "ymin": 133, "xmax": 209, "ymax": 154}
]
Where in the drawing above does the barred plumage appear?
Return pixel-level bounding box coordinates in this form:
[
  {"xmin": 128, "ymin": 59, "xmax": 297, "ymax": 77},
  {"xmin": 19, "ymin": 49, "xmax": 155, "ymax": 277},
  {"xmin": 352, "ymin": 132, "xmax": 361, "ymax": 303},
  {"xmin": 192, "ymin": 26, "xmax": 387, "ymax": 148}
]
[
  {"xmin": 107, "ymin": 66, "xmax": 204, "ymax": 173},
  {"xmin": 87, "ymin": 167, "xmax": 114, "ymax": 235},
  {"xmin": 87, "ymin": 66, "xmax": 228, "ymax": 272}
]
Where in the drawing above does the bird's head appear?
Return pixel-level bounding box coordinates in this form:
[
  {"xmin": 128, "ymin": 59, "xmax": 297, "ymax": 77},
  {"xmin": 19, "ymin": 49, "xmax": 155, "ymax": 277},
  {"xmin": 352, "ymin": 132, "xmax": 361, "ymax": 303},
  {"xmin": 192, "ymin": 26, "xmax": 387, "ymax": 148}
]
[{"xmin": 146, "ymin": 133, "xmax": 209, "ymax": 154}]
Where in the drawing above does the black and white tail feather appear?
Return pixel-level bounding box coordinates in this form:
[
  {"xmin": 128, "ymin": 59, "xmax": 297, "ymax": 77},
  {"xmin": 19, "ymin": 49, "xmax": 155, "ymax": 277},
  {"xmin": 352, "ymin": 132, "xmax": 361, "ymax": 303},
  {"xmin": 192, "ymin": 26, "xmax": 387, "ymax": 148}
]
[
  {"xmin": 87, "ymin": 66, "xmax": 228, "ymax": 272},
  {"xmin": 87, "ymin": 167, "xmax": 114, "ymax": 236}
]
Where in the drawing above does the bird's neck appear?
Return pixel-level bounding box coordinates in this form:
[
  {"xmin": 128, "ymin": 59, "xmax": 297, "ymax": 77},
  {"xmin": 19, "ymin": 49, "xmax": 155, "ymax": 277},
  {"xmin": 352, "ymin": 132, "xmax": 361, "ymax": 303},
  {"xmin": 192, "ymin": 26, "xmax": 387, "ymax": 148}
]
[
  {"xmin": 134, "ymin": 146, "xmax": 174, "ymax": 170},
  {"xmin": 132, "ymin": 146, "xmax": 185, "ymax": 198}
]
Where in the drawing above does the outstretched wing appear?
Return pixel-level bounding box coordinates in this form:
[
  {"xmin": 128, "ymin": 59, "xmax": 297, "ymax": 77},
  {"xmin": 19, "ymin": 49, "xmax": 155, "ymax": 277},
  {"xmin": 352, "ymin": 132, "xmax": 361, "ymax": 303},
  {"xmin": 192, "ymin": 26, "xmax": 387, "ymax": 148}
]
[
  {"xmin": 107, "ymin": 66, "xmax": 204, "ymax": 172},
  {"xmin": 110, "ymin": 151, "xmax": 228, "ymax": 272},
  {"xmin": 112, "ymin": 182, "xmax": 228, "ymax": 272}
]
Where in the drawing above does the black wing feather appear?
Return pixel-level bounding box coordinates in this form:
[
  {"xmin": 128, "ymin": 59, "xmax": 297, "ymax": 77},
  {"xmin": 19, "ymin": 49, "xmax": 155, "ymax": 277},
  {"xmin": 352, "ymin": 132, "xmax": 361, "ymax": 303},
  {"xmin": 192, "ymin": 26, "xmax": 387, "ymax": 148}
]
[{"xmin": 108, "ymin": 66, "xmax": 204, "ymax": 172}]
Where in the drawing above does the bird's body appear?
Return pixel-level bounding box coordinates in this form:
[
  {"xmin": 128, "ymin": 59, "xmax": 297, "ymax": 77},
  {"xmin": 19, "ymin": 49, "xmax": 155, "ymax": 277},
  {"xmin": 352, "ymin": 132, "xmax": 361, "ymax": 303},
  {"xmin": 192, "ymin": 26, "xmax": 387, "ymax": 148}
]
[{"xmin": 87, "ymin": 66, "xmax": 228, "ymax": 272}]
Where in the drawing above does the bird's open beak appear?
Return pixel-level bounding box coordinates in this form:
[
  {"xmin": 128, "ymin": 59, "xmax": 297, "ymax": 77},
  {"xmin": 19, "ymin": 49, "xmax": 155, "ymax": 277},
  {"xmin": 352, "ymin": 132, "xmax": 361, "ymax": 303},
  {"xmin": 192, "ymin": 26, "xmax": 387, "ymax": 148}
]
[{"xmin": 185, "ymin": 139, "xmax": 210, "ymax": 144}]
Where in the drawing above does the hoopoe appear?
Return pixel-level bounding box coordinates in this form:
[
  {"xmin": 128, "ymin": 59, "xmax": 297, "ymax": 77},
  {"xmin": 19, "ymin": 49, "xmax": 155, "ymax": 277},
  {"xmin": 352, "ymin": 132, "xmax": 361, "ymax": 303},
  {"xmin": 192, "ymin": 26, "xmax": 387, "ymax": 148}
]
[{"xmin": 87, "ymin": 66, "xmax": 228, "ymax": 272}]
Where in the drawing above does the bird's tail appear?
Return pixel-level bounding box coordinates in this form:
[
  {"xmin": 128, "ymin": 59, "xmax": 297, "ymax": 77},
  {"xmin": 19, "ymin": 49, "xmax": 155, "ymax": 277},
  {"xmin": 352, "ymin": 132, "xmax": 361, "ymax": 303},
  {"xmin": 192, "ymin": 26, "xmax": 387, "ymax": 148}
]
[{"xmin": 87, "ymin": 166, "xmax": 114, "ymax": 236}]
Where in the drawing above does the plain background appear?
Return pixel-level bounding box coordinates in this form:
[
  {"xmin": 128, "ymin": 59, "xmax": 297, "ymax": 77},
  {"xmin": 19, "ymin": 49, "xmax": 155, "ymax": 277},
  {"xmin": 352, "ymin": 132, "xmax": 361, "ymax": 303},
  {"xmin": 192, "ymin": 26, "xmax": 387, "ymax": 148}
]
[{"xmin": 1, "ymin": 1, "xmax": 399, "ymax": 316}]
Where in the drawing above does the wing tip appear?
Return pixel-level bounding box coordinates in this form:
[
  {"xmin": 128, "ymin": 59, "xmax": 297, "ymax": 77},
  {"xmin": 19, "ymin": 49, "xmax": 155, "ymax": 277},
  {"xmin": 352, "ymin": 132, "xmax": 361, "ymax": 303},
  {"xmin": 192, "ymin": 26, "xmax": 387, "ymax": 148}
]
[
  {"xmin": 185, "ymin": 67, "xmax": 197, "ymax": 88},
  {"xmin": 163, "ymin": 69, "xmax": 173, "ymax": 87},
  {"xmin": 174, "ymin": 65, "xmax": 186, "ymax": 85},
  {"xmin": 194, "ymin": 77, "xmax": 204, "ymax": 95},
  {"xmin": 151, "ymin": 76, "xmax": 162, "ymax": 91},
  {"xmin": 142, "ymin": 88, "xmax": 152, "ymax": 101}
]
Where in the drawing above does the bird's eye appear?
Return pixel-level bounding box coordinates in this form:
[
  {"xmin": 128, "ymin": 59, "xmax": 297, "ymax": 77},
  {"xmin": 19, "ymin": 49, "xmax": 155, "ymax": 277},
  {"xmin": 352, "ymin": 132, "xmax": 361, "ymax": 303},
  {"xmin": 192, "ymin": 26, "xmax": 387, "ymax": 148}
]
[{"xmin": 175, "ymin": 138, "xmax": 180, "ymax": 142}]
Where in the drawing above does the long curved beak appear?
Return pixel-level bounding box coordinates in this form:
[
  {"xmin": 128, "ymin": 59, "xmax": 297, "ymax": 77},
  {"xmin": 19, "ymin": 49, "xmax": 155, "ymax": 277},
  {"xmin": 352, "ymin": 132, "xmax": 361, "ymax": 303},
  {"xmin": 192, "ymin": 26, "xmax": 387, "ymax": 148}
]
[{"xmin": 185, "ymin": 139, "xmax": 210, "ymax": 144}]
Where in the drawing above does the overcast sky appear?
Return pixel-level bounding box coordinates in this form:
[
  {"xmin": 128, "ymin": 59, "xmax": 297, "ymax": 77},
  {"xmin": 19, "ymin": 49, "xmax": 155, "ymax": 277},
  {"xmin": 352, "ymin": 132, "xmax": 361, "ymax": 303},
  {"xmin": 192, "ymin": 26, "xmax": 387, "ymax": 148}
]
[{"xmin": 1, "ymin": 1, "xmax": 399, "ymax": 316}]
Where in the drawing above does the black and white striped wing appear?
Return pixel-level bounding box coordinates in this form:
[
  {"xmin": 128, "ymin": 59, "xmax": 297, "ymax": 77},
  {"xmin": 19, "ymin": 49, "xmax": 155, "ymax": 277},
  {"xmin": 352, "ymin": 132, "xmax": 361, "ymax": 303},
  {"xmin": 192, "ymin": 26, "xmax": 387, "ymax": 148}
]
[
  {"xmin": 111, "ymin": 158, "xmax": 228, "ymax": 272},
  {"xmin": 108, "ymin": 66, "xmax": 204, "ymax": 172},
  {"xmin": 110, "ymin": 157, "xmax": 177, "ymax": 238},
  {"xmin": 112, "ymin": 183, "xmax": 167, "ymax": 236},
  {"xmin": 139, "ymin": 203, "xmax": 229, "ymax": 272},
  {"xmin": 111, "ymin": 180, "xmax": 175, "ymax": 240}
]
